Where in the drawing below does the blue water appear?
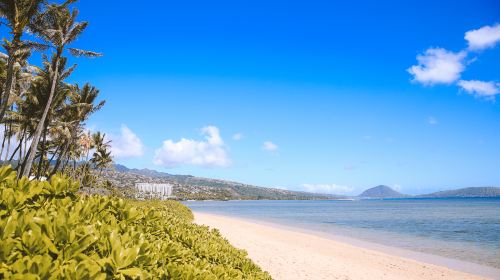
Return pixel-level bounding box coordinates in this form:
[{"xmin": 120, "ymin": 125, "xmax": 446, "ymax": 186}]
[{"xmin": 184, "ymin": 198, "xmax": 500, "ymax": 268}]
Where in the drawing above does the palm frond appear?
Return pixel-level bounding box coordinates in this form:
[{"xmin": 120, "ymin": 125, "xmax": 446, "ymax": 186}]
[
  {"xmin": 60, "ymin": 63, "xmax": 77, "ymax": 80},
  {"xmin": 61, "ymin": 0, "xmax": 79, "ymax": 8},
  {"xmin": 67, "ymin": 48, "xmax": 102, "ymax": 57},
  {"xmin": 22, "ymin": 40, "xmax": 49, "ymax": 51},
  {"xmin": 64, "ymin": 21, "xmax": 87, "ymax": 44}
]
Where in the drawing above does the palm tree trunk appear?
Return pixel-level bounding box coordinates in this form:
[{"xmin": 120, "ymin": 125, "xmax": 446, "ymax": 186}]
[
  {"xmin": 19, "ymin": 143, "xmax": 32, "ymax": 172},
  {"xmin": 9, "ymin": 129, "xmax": 25, "ymax": 164},
  {"xmin": 48, "ymin": 145, "xmax": 61, "ymax": 168},
  {"xmin": 0, "ymin": 34, "xmax": 21, "ymax": 123},
  {"xmin": 23, "ymin": 135, "xmax": 28, "ymax": 158},
  {"xmin": 36, "ymin": 125, "xmax": 48, "ymax": 178},
  {"xmin": 50, "ymin": 140, "xmax": 70, "ymax": 177},
  {"xmin": 21, "ymin": 55, "xmax": 60, "ymax": 178},
  {"xmin": 7, "ymin": 140, "xmax": 21, "ymax": 163},
  {"xmin": 62, "ymin": 156, "xmax": 70, "ymax": 170},
  {"xmin": 15, "ymin": 138, "xmax": 23, "ymax": 171},
  {"xmin": 4, "ymin": 122, "xmax": 12, "ymax": 162},
  {"xmin": 0, "ymin": 124, "xmax": 7, "ymax": 160}
]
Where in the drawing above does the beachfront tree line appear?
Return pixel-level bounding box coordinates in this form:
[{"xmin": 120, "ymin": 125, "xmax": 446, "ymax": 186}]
[{"xmin": 0, "ymin": 0, "xmax": 112, "ymax": 182}]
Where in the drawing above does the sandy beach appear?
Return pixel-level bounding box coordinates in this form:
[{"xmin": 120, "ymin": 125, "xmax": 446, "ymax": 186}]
[{"xmin": 194, "ymin": 212, "xmax": 496, "ymax": 280}]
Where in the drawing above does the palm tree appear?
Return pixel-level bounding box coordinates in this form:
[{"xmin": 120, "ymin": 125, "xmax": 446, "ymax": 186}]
[
  {"xmin": 0, "ymin": 0, "xmax": 45, "ymax": 122},
  {"xmin": 47, "ymin": 83, "xmax": 104, "ymax": 177},
  {"xmin": 69, "ymin": 84, "xmax": 104, "ymax": 162},
  {"xmin": 91, "ymin": 132, "xmax": 110, "ymax": 152},
  {"xmin": 90, "ymin": 144, "xmax": 112, "ymax": 174},
  {"xmin": 0, "ymin": 52, "xmax": 7, "ymax": 100},
  {"xmin": 21, "ymin": 2, "xmax": 101, "ymax": 178},
  {"xmin": 70, "ymin": 83, "xmax": 105, "ymax": 120},
  {"xmin": 0, "ymin": 49, "xmax": 35, "ymax": 165}
]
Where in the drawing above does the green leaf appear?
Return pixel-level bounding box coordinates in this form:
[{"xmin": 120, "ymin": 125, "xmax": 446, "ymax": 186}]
[{"xmin": 118, "ymin": 267, "xmax": 144, "ymax": 278}]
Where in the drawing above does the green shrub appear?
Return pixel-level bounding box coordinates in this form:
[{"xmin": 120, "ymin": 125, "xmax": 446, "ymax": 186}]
[{"xmin": 0, "ymin": 166, "xmax": 271, "ymax": 279}]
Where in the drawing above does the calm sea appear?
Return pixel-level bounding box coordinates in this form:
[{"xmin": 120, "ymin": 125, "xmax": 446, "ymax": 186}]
[{"xmin": 184, "ymin": 198, "xmax": 500, "ymax": 269}]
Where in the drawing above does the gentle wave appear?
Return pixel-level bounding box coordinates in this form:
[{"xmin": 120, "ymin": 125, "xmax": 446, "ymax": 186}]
[{"xmin": 185, "ymin": 198, "xmax": 500, "ymax": 268}]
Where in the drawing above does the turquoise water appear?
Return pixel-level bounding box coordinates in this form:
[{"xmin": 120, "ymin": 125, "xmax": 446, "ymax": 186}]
[{"xmin": 184, "ymin": 198, "xmax": 500, "ymax": 268}]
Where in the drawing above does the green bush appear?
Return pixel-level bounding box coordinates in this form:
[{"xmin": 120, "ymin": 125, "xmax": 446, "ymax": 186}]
[{"xmin": 0, "ymin": 166, "xmax": 271, "ymax": 279}]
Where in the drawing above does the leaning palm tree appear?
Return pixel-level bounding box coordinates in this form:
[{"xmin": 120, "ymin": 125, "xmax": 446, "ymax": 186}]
[
  {"xmin": 0, "ymin": 52, "xmax": 7, "ymax": 94},
  {"xmin": 21, "ymin": 2, "xmax": 101, "ymax": 178},
  {"xmin": 91, "ymin": 131, "xmax": 110, "ymax": 152},
  {"xmin": 69, "ymin": 83, "xmax": 104, "ymax": 162},
  {"xmin": 15, "ymin": 55, "xmax": 71, "ymax": 165},
  {"xmin": 47, "ymin": 83, "xmax": 104, "ymax": 177},
  {"xmin": 0, "ymin": 0, "xmax": 45, "ymax": 122},
  {"xmin": 90, "ymin": 144, "xmax": 112, "ymax": 174},
  {"xmin": 0, "ymin": 49, "xmax": 35, "ymax": 165},
  {"xmin": 70, "ymin": 83, "xmax": 105, "ymax": 120}
]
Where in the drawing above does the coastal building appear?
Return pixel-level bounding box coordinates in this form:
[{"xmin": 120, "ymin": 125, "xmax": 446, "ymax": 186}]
[{"xmin": 135, "ymin": 183, "xmax": 173, "ymax": 200}]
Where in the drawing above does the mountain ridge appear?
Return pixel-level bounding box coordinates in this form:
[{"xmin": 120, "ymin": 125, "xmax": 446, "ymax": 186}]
[
  {"xmin": 111, "ymin": 164, "xmax": 500, "ymax": 200},
  {"xmin": 107, "ymin": 164, "xmax": 338, "ymax": 200},
  {"xmin": 357, "ymin": 185, "xmax": 500, "ymax": 199},
  {"xmin": 358, "ymin": 185, "xmax": 408, "ymax": 198},
  {"xmin": 416, "ymin": 187, "xmax": 500, "ymax": 198}
]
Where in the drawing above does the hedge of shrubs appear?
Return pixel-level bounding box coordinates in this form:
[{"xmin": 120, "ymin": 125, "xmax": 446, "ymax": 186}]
[{"xmin": 0, "ymin": 166, "xmax": 271, "ymax": 279}]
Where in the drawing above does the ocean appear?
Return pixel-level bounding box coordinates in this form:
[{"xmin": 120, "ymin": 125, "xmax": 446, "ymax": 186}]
[{"xmin": 184, "ymin": 198, "xmax": 500, "ymax": 269}]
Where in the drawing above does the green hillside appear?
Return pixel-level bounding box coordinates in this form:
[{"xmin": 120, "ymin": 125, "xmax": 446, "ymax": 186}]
[
  {"xmin": 358, "ymin": 185, "xmax": 408, "ymax": 198},
  {"xmin": 417, "ymin": 187, "xmax": 500, "ymax": 198},
  {"xmin": 103, "ymin": 164, "xmax": 336, "ymax": 200}
]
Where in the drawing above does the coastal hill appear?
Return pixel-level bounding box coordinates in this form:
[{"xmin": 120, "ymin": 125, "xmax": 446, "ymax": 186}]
[
  {"xmin": 358, "ymin": 185, "xmax": 408, "ymax": 198},
  {"xmin": 417, "ymin": 187, "xmax": 500, "ymax": 198},
  {"xmin": 106, "ymin": 165, "xmax": 500, "ymax": 200},
  {"xmin": 104, "ymin": 164, "xmax": 337, "ymax": 200},
  {"xmin": 358, "ymin": 185, "xmax": 500, "ymax": 199}
]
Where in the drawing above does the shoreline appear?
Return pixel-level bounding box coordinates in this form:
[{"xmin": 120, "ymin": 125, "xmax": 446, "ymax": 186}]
[
  {"xmin": 235, "ymin": 215, "xmax": 500, "ymax": 278},
  {"xmin": 194, "ymin": 211, "xmax": 499, "ymax": 280}
]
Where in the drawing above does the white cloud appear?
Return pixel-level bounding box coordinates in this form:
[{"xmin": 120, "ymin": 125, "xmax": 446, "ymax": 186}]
[
  {"xmin": 427, "ymin": 116, "xmax": 438, "ymax": 125},
  {"xmin": 301, "ymin": 183, "xmax": 354, "ymax": 195},
  {"xmin": 465, "ymin": 24, "xmax": 500, "ymax": 51},
  {"xmin": 153, "ymin": 126, "xmax": 230, "ymax": 168},
  {"xmin": 407, "ymin": 48, "xmax": 466, "ymax": 85},
  {"xmin": 262, "ymin": 141, "xmax": 278, "ymax": 152},
  {"xmin": 408, "ymin": 24, "xmax": 500, "ymax": 100},
  {"xmin": 457, "ymin": 80, "xmax": 500, "ymax": 99},
  {"xmin": 392, "ymin": 184, "xmax": 403, "ymax": 192},
  {"xmin": 232, "ymin": 133, "xmax": 244, "ymax": 140},
  {"xmin": 110, "ymin": 125, "xmax": 144, "ymax": 158}
]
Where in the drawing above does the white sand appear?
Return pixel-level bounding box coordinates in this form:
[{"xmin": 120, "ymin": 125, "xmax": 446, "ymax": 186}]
[{"xmin": 194, "ymin": 212, "xmax": 494, "ymax": 280}]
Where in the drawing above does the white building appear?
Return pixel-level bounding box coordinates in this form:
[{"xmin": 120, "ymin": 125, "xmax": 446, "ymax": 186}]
[{"xmin": 135, "ymin": 183, "xmax": 173, "ymax": 200}]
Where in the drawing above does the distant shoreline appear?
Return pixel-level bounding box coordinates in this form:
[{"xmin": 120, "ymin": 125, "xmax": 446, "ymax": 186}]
[
  {"xmin": 184, "ymin": 196, "xmax": 500, "ymax": 201},
  {"xmin": 194, "ymin": 212, "xmax": 499, "ymax": 280},
  {"xmin": 106, "ymin": 165, "xmax": 500, "ymax": 200}
]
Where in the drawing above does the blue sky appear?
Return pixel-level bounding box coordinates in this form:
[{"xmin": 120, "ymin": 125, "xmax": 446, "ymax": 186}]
[{"xmin": 55, "ymin": 0, "xmax": 500, "ymax": 195}]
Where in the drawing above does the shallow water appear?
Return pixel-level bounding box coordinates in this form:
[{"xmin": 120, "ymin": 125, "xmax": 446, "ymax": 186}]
[{"xmin": 184, "ymin": 198, "xmax": 500, "ymax": 268}]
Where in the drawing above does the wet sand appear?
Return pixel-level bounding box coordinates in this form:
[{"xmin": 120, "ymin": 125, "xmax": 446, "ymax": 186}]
[{"xmin": 195, "ymin": 212, "xmax": 497, "ymax": 280}]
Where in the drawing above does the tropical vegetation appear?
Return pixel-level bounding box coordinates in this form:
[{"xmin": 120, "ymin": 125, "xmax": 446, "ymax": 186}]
[
  {"xmin": 0, "ymin": 166, "xmax": 271, "ymax": 279},
  {"xmin": 0, "ymin": 1, "xmax": 273, "ymax": 279},
  {"xmin": 0, "ymin": 0, "xmax": 109, "ymax": 183}
]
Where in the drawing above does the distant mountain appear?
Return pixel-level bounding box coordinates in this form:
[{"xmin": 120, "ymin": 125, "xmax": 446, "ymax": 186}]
[
  {"xmin": 113, "ymin": 164, "xmax": 132, "ymax": 173},
  {"xmin": 417, "ymin": 187, "xmax": 500, "ymax": 198},
  {"xmin": 104, "ymin": 164, "xmax": 337, "ymax": 200},
  {"xmin": 114, "ymin": 164, "xmax": 197, "ymax": 180},
  {"xmin": 358, "ymin": 185, "xmax": 407, "ymax": 198},
  {"xmin": 108, "ymin": 165, "xmax": 500, "ymax": 200}
]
